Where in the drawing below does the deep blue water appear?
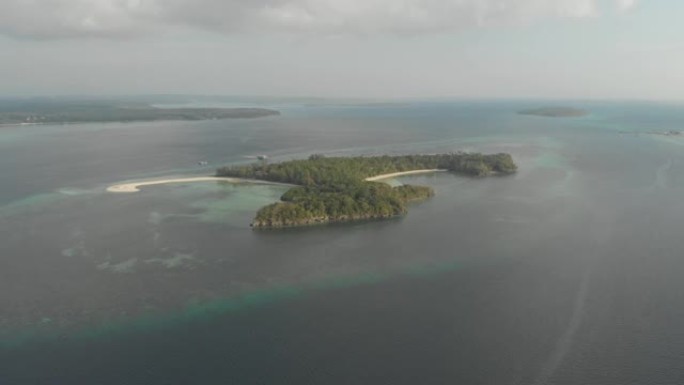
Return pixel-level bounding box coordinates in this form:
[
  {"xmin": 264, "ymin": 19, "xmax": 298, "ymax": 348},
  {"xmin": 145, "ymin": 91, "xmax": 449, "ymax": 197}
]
[{"xmin": 2, "ymin": 100, "xmax": 684, "ymax": 384}]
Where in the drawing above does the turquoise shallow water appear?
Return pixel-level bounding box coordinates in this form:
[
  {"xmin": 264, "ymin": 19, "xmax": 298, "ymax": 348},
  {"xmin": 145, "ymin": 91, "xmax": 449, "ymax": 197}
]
[{"xmin": 3, "ymin": 100, "xmax": 684, "ymax": 384}]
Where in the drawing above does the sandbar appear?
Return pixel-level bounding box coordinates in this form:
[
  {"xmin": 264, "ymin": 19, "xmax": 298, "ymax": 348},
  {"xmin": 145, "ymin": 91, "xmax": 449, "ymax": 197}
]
[
  {"xmin": 107, "ymin": 169, "xmax": 447, "ymax": 193},
  {"xmin": 107, "ymin": 177, "xmax": 292, "ymax": 193},
  {"xmin": 364, "ymin": 169, "xmax": 447, "ymax": 182}
]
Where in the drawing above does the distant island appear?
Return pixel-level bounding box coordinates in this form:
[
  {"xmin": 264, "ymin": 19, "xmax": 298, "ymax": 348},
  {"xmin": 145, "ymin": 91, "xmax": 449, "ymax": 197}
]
[
  {"xmin": 619, "ymin": 130, "xmax": 682, "ymax": 137},
  {"xmin": 518, "ymin": 107, "xmax": 588, "ymax": 118},
  {"xmin": 216, "ymin": 153, "xmax": 517, "ymax": 228},
  {"xmin": 0, "ymin": 98, "xmax": 279, "ymax": 125}
]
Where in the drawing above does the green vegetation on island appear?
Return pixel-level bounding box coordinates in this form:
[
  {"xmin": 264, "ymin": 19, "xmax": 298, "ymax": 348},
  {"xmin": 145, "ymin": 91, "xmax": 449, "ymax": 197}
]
[
  {"xmin": 216, "ymin": 153, "xmax": 517, "ymax": 228},
  {"xmin": 0, "ymin": 98, "xmax": 279, "ymax": 125},
  {"xmin": 518, "ymin": 107, "xmax": 588, "ymax": 118}
]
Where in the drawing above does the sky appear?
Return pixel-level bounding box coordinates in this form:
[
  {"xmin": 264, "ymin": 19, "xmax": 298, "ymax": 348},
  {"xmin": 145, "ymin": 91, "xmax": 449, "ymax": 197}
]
[{"xmin": 1, "ymin": 0, "xmax": 682, "ymax": 100}]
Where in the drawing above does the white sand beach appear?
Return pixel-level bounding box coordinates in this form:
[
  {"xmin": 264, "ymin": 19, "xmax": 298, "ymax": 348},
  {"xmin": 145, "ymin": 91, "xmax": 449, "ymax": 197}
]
[
  {"xmin": 364, "ymin": 169, "xmax": 447, "ymax": 182},
  {"xmin": 107, "ymin": 169, "xmax": 447, "ymax": 193},
  {"xmin": 106, "ymin": 177, "xmax": 291, "ymax": 193}
]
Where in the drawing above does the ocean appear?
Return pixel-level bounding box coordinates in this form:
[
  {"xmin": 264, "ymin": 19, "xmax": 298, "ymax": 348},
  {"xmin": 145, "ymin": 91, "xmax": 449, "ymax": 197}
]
[{"xmin": 2, "ymin": 100, "xmax": 684, "ymax": 384}]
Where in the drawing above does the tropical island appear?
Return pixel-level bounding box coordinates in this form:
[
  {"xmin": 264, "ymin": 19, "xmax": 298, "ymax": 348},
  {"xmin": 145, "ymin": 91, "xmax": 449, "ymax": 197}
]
[
  {"xmin": 0, "ymin": 98, "xmax": 279, "ymax": 125},
  {"xmin": 518, "ymin": 107, "xmax": 588, "ymax": 118},
  {"xmin": 216, "ymin": 153, "xmax": 517, "ymax": 228}
]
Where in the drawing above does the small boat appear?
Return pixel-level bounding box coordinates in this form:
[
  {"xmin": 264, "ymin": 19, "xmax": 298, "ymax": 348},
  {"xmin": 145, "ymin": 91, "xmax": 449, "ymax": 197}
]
[
  {"xmin": 198, "ymin": 161, "xmax": 209, "ymax": 166},
  {"xmin": 257, "ymin": 155, "xmax": 269, "ymax": 161}
]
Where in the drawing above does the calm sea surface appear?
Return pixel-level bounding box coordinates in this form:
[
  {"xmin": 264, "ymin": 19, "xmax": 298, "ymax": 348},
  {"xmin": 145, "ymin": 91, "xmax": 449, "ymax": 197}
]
[{"xmin": 2, "ymin": 101, "xmax": 684, "ymax": 384}]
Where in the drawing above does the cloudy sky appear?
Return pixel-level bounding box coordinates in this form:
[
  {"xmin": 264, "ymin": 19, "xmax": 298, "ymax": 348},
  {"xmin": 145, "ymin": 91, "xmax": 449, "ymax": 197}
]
[{"xmin": 1, "ymin": 0, "xmax": 682, "ymax": 99}]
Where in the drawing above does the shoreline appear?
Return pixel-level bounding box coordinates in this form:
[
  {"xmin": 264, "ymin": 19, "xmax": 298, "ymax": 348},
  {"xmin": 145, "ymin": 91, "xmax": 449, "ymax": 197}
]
[
  {"xmin": 107, "ymin": 169, "xmax": 450, "ymax": 193},
  {"xmin": 106, "ymin": 177, "xmax": 293, "ymax": 193},
  {"xmin": 364, "ymin": 169, "xmax": 447, "ymax": 182}
]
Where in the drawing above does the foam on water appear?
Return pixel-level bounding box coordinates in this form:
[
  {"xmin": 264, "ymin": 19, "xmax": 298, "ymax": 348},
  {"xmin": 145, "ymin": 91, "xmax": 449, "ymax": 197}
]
[
  {"xmin": 145, "ymin": 253, "xmax": 196, "ymax": 269},
  {"xmin": 97, "ymin": 258, "xmax": 139, "ymax": 274}
]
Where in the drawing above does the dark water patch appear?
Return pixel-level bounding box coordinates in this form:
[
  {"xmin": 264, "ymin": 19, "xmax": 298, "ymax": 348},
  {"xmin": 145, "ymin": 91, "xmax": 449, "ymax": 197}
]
[
  {"xmin": 0, "ymin": 260, "xmax": 462, "ymax": 351},
  {"xmin": 1, "ymin": 257, "xmax": 589, "ymax": 385}
]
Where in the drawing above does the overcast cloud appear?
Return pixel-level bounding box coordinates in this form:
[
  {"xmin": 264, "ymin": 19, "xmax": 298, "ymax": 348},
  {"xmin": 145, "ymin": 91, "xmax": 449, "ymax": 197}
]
[{"xmin": 1, "ymin": 0, "xmax": 638, "ymax": 39}]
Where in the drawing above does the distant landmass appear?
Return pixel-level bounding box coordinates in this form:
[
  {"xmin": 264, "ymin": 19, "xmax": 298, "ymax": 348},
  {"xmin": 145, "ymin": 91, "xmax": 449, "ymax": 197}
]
[
  {"xmin": 518, "ymin": 107, "xmax": 588, "ymax": 118},
  {"xmin": 0, "ymin": 98, "xmax": 279, "ymax": 125},
  {"xmin": 619, "ymin": 130, "xmax": 682, "ymax": 137},
  {"xmin": 216, "ymin": 153, "xmax": 517, "ymax": 228}
]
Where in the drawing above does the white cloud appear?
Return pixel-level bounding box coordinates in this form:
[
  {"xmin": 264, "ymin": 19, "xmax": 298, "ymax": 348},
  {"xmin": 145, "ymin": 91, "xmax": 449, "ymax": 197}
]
[
  {"xmin": 616, "ymin": 0, "xmax": 639, "ymax": 12},
  {"xmin": 0, "ymin": 0, "xmax": 639, "ymax": 39}
]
